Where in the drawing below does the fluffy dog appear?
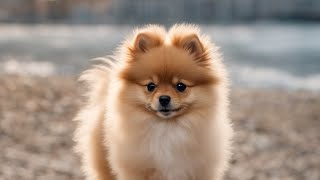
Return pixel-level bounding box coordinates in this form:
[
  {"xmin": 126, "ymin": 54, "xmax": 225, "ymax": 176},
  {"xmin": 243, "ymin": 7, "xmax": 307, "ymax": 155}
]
[{"xmin": 74, "ymin": 24, "xmax": 233, "ymax": 180}]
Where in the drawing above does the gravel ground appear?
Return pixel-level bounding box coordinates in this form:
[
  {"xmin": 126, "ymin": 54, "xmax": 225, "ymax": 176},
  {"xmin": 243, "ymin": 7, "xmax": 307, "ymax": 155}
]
[{"xmin": 0, "ymin": 75, "xmax": 319, "ymax": 180}]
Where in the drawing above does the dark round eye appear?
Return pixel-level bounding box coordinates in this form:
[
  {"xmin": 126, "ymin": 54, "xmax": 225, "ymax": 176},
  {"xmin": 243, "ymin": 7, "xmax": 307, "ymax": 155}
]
[
  {"xmin": 147, "ymin": 83, "xmax": 156, "ymax": 92},
  {"xmin": 176, "ymin": 83, "xmax": 187, "ymax": 92}
]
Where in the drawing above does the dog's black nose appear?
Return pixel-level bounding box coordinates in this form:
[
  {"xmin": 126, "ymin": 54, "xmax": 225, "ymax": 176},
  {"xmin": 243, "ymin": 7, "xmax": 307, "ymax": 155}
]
[{"xmin": 159, "ymin": 95, "xmax": 171, "ymax": 107}]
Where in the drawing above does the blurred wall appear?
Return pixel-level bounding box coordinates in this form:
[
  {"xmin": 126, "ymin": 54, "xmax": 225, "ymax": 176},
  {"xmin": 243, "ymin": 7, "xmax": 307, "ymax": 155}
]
[{"xmin": 0, "ymin": 0, "xmax": 320, "ymax": 24}]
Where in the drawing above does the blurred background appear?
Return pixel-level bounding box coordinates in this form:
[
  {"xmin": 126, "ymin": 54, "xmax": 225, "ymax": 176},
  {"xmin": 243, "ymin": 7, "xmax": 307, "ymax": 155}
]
[
  {"xmin": 0, "ymin": 0, "xmax": 319, "ymax": 180},
  {"xmin": 1, "ymin": 0, "xmax": 320, "ymax": 89}
]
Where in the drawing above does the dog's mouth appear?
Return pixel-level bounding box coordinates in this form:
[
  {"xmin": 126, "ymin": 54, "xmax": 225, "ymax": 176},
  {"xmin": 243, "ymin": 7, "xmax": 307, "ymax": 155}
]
[
  {"xmin": 157, "ymin": 107, "xmax": 183, "ymax": 117},
  {"xmin": 159, "ymin": 107, "xmax": 181, "ymax": 113},
  {"xmin": 145, "ymin": 105, "xmax": 185, "ymax": 117}
]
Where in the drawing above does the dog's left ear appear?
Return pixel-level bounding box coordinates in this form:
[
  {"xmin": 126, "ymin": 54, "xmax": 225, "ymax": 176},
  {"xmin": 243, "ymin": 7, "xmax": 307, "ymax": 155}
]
[{"xmin": 173, "ymin": 34, "xmax": 204, "ymax": 56}]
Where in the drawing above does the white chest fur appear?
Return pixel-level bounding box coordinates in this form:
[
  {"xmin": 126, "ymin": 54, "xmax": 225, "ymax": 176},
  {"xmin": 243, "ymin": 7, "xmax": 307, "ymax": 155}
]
[{"xmin": 109, "ymin": 117, "xmax": 215, "ymax": 180}]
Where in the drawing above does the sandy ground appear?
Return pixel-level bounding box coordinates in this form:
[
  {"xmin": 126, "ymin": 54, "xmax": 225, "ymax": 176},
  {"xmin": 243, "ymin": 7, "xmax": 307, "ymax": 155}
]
[{"xmin": 0, "ymin": 75, "xmax": 319, "ymax": 180}]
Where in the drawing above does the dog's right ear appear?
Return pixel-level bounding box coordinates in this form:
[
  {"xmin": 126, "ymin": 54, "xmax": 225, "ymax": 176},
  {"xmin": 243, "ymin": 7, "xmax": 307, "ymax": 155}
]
[{"xmin": 133, "ymin": 32, "xmax": 162, "ymax": 53}]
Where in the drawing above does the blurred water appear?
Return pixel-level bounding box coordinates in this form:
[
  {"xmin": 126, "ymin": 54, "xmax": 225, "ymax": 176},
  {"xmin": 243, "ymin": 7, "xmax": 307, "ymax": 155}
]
[{"xmin": 0, "ymin": 23, "xmax": 319, "ymax": 90}]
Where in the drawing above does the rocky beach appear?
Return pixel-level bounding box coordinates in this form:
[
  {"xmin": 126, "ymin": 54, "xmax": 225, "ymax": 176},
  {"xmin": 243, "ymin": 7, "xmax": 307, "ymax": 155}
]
[{"xmin": 0, "ymin": 75, "xmax": 319, "ymax": 180}]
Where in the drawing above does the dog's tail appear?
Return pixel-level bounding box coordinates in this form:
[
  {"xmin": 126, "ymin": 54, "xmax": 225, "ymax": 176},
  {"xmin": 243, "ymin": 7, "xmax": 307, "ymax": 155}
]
[{"xmin": 73, "ymin": 60, "xmax": 115, "ymax": 180}]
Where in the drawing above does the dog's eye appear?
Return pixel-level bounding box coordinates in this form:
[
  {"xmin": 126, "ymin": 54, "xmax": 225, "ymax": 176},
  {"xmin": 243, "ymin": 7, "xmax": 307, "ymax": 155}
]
[
  {"xmin": 146, "ymin": 83, "xmax": 156, "ymax": 92},
  {"xmin": 176, "ymin": 83, "xmax": 187, "ymax": 92}
]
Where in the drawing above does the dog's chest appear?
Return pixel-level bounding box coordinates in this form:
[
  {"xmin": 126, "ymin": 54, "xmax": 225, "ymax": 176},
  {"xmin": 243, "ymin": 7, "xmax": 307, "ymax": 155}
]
[
  {"xmin": 144, "ymin": 122, "xmax": 192, "ymax": 156},
  {"xmin": 137, "ymin": 122, "xmax": 206, "ymax": 177}
]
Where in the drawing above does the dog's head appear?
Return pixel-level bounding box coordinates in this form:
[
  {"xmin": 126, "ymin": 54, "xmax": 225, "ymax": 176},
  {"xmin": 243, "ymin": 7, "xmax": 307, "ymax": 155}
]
[{"xmin": 118, "ymin": 24, "xmax": 223, "ymax": 119}]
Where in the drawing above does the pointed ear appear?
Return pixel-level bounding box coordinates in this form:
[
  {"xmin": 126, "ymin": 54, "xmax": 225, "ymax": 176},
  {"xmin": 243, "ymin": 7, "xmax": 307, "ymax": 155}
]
[
  {"xmin": 174, "ymin": 34, "xmax": 204, "ymax": 56},
  {"xmin": 133, "ymin": 32, "xmax": 162, "ymax": 53}
]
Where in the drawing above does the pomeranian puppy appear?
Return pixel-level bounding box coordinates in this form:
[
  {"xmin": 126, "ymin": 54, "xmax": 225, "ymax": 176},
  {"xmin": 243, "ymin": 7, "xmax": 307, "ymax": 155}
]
[{"xmin": 74, "ymin": 24, "xmax": 233, "ymax": 180}]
